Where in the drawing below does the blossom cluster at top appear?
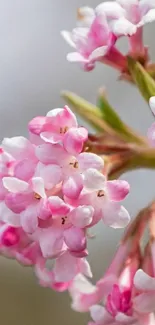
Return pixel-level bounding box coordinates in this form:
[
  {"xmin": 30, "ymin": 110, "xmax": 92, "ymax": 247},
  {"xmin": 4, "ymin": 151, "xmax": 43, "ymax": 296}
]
[
  {"xmin": 0, "ymin": 105, "xmax": 130, "ymax": 290},
  {"xmin": 62, "ymin": 0, "xmax": 155, "ymax": 71}
]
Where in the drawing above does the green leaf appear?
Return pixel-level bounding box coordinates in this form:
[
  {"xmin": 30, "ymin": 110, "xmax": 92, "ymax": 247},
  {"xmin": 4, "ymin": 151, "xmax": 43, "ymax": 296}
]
[
  {"xmin": 97, "ymin": 88, "xmax": 146, "ymax": 144},
  {"xmin": 62, "ymin": 90, "xmax": 115, "ymax": 134},
  {"xmin": 127, "ymin": 56, "xmax": 155, "ymax": 102}
]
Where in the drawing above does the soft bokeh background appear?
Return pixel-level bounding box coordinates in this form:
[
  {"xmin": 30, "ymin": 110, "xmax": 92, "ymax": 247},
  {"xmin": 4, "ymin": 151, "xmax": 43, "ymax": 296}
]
[{"xmin": 0, "ymin": 1, "xmax": 155, "ymax": 324}]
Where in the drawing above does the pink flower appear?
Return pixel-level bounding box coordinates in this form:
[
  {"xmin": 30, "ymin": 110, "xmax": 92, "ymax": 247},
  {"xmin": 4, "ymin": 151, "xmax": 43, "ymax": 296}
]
[
  {"xmin": 3, "ymin": 176, "xmax": 53, "ymax": 233},
  {"xmin": 61, "ymin": 10, "xmax": 116, "ymax": 71},
  {"xmin": 2, "ymin": 136, "xmax": 38, "ymax": 181},
  {"xmin": 96, "ymin": 0, "xmax": 155, "ymax": 56},
  {"xmin": 35, "ymin": 251, "xmax": 92, "ymax": 286},
  {"xmin": 69, "ymin": 171, "xmax": 130, "ymax": 228},
  {"xmin": 29, "ymin": 106, "xmax": 88, "ymax": 155}
]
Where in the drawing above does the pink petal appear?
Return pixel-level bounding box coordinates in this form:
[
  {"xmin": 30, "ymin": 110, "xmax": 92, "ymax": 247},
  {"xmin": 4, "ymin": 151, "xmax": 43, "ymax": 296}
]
[
  {"xmin": 83, "ymin": 168, "xmax": 106, "ymax": 191},
  {"xmin": 3, "ymin": 177, "xmax": 29, "ymax": 193},
  {"xmin": 39, "ymin": 199, "xmax": 52, "ymax": 220},
  {"xmin": 5, "ymin": 191, "xmax": 34, "ymax": 213},
  {"xmin": 31, "ymin": 177, "xmax": 46, "ymax": 198},
  {"xmin": 102, "ymin": 202, "xmax": 130, "ymax": 228},
  {"xmin": 115, "ymin": 313, "xmax": 135, "ymax": 323},
  {"xmin": 64, "ymin": 226, "xmax": 86, "ymax": 252},
  {"xmin": 2, "ymin": 136, "xmax": 34, "ymax": 160},
  {"xmin": 149, "ymin": 96, "xmax": 155, "ymax": 115},
  {"xmin": 0, "ymin": 150, "xmax": 14, "ymax": 175},
  {"xmin": 28, "ymin": 116, "xmax": 52, "ymax": 135},
  {"xmin": 39, "ymin": 227, "xmax": 63, "ymax": 258},
  {"xmin": 63, "ymin": 127, "xmax": 88, "ymax": 155},
  {"xmin": 78, "ymin": 152, "xmax": 104, "ymax": 171},
  {"xmin": 46, "ymin": 105, "xmax": 78, "ymax": 129},
  {"xmin": 0, "ymin": 225, "xmax": 20, "ymax": 247},
  {"xmin": 35, "ymin": 143, "xmax": 68, "ymax": 164},
  {"xmin": 70, "ymin": 206, "xmax": 94, "ymax": 228},
  {"xmin": 133, "ymin": 292, "xmax": 155, "ymax": 313},
  {"xmin": 63, "ymin": 173, "xmax": 83, "ymax": 199},
  {"xmin": 20, "ymin": 204, "xmax": 38, "ymax": 233},
  {"xmin": 0, "ymin": 179, "xmax": 7, "ymax": 200},
  {"xmin": 70, "ymin": 249, "xmax": 88, "ymax": 258},
  {"xmin": 35, "ymin": 163, "xmax": 62, "ymax": 190},
  {"xmin": 54, "ymin": 251, "xmax": 78, "ymax": 282},
  {"xmin": 106, "ymin": 180, "xmax": 130, "ymax": 201},
  {"xmin": 148, "ymin": 122, "xmax": 155, "ymax": 146},
  {"xmin": 89, "ymin": 45, "xmax": 109, "ymax": 61},
  {"xmin": 90, "ymin": 305, "xmax": 112, "ymax": 324},
  {"xmin": 40, "ymin": 131, "xmax": 62, "ymax": 144},
  {"xmin": 48, "ymin": 196, "xmax": 70, "ymax": 216},
  {"xmin": 14, "ymin": 159, "xmax": 37, "ymax": 181},
  {"xmin": 35, "ymin": 259, "xmax": 54, "ymax": 286},
  {"xmin": 134, "ymin": 269, "xmax": 155, "ymax": 291},
  {"xmin": 0, "ymin": 202, "xmax": 20, "ymax": 226}
]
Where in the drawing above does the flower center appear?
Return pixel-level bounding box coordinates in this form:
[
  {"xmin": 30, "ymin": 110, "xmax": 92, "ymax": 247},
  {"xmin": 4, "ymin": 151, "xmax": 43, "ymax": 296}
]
[
  {"xmin": 69, "ymin": 160, "xmax": 79, "ymax": 169},
  {"xmin": 34, "ymin": 193, "xmax": 41, "ymax": 200},
  {"xmin": 106, "ymin": 285, "xmax": 132, "ymax": 318},
  {"xmin": 97, "ymin": 190, "xmax": 105, "ymax": 197},
  {"xmin": 59, "ymin": 126, "xmax": 69, "ymax": 134},
  {"xmin": 61, "ymin": 216, "xmax": 68, "ymax": 225}
]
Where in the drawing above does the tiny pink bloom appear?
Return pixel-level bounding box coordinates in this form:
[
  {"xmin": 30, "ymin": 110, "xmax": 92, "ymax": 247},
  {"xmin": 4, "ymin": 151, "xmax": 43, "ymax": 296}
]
[
  {"xmin": 0, "ymin": 224, "xmax": 20, "ymax": 247},
  {"xmin": 62, "ymin": 12, "xmax": 116, "ymax": 71}
]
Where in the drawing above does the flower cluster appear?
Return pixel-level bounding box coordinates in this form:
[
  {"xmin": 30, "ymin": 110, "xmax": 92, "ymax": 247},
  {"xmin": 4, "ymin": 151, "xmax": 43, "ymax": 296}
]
[
  {"xmin": 69, "ymin": 238, "xmax": 155, "ymax": 325},
  {"xmin": 62, "ymin": 0, "xmax": 155, "ymax": 72},
  {"xmin": 0, "ymin": 105, "xmax": 130, "ymax": 290}
]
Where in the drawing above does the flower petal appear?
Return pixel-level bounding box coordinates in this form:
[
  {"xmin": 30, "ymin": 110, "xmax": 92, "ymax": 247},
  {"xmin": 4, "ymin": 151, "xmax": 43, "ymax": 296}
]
[
  {"xmin": 48, "ymin": 196, "xmax": 70, "ymax": 216},
  {"xmin": 63, "ymin": 127, "xmax": 88, "ymax": 155},
  {"xmin": 96, "ymin": 2, "xmax": 125, "ymax": 19},
  {"xmin": 39, "ymin": 227, "xmax": 63, "ymax": 258},
  {"xmin": 5, "ymin": 191, "xmax": 33, "ymax": 213},
  {"xmin": 115, "ymin": 312, "xmax": 135, "ymax": 323},
  {"xmin": 54, "ymin": 251, "xmax": 78, "ymax": 282},
  {"xmin": 133, "ymin": 292, "xmax": 155, "ymax": 313},
  {"xmin": 134, "ymin": 269, "xmax": 155, "ymax": 291},
  {"xmin": 35, "ymin": 163, "xmax": 62, "ymax": 190},
  {"xmin": 2, "ymin": 136, "xmax": 34, "ymax": 160},
  {"xmin": 106, "ymin": 180, "xmax": 130, "ymax": 201},
  {"xmin": 14, "ymin": 159, "xmax": 37, "ymax": 181},
  {"xmin": 3, "ymin": 177, "xmax": 29, "ymax": 193},
  {"xmin": 31, "ymin": 177, "xmax": 46, "ymax": 198},
  {"xmin": 0, "ymin": 202, "xmax": 20, "ymax": 226},
  {"xmin": 90, "ymin": 305, "xmax": 112, "ymax": 324},
  {"xmin": 67, "ymin": 52, "xmax": 88, "ymax": 63},
  {"xmin": 80, "ymin": 258, "xmax": 92, "ymax": 278},
  {"xmin": 138, "ymin": 8, "xmax": 155, "ymax": 27},
  {"xmin": 64, "ymin": 226, "xmax": 86, "ymax": 252},
  {"xmin": 102, "ymin": 202, "xmax": 130, "ymax": 228},
  {"xmin": 78, "ymin": 152, "xmax": 104, "ymax": 171},
  {"xmin": 70, "ymin": 206, "xmax": 94, "ymax": 228},
  {"xmin": 61, "ymin": 30, "xmax": 76, "ymax": 47},
  {"xmin": 113, "ymin": 17, "xmax": 137, "ymax": 36},
  {"xmin": 89, "ymin": 45, "xmax": 109, "ymax": 61},
  {"xmin": 21, "ymin": 204, "xmax": 38, "ymax": 233},
  {"xmin": 149, "ymin": 96, "xmax": 155, "ymax": 115},
  {"xmin": 36, "ymin": 143, "xmax": 68, "ymax": 165},
  {"xmin": 83, "ymin": 168, "xmax": 106, "ymax": 191},
  {"xmin": 63, "ymin": 173, "xmax": 83, "ymax": 199},
  {"xmin": 147, "ymin": 122, "xmax": 155, "ymax": 147}
]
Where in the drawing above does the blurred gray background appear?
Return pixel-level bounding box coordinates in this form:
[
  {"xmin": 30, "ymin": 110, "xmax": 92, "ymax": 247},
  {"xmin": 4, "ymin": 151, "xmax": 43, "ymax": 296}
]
[{"xmin": 0, "ymin": 0, "xmax": 155, "ymax": 324}]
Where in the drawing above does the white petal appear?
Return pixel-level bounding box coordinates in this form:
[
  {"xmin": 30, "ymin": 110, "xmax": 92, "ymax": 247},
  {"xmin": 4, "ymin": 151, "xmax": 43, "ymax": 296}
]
[
  {"xmin": 3, "ymin": 177, "xmax": 29, "ymax": 193},
  {"xmin": 149, "ymin": 96, "xmax": 155, "ymax": 115},
  {"xmin": 133, "ymin": 292, "xmax": 155, "ymax": 313},
  {"xmin": 67, "ymin": 52, "xmax": 88, "ymax": 63},
  {"xmin": 70, "ymin": 274, "xmax": 96, "ymax": 294},
  {"xmin": 90, "ymin": 305, "xmax": 112, "ymax": 323},
  {"xmin": 113, "ymin": 17, "xmax": 137, "ymax": 36},
  {"xmin": 115, "ymin": 312, "xmax": 135, "ymax": 323},
  {"xmin": 78, "ymin": 152, "xmax": 104, "ymax": 171},
  {"xmin": 54, "ymin": 251, "xmax": 78, "ymax": 282},
  {"xmin": 2, "ymin": 136, "xmax": 34, "ymax": 160},
  {"xmin": 61, "ymin": 30, "xmax": 76, "ymax": 48},
  {"xmin": 0, "ymin": 201, "xmax": 20, "ymax": 226},
  {"xmin": 83, "ymin": 168, "xmax": 106, "ymax": 191},
  {"xmin": 138, "ymin": 8, "xmax": 155, "ymax": 27},
  {"xmin": 31, "ymin": 177, "xmax": 46, "ymax": 198},
  {"xmin": 80, "ymin": 259, "xmax": 93, "ymax": 278},
  {"xmin": 77, "ymin": 7, "xmax": 95, "ymax": 26},
  {"xmin": 102, "ymin": 202, "xmax": 130, "ymax": 228},
  {"xmin": 96, "ymin": 2, "xmax": 125, "ymax": 19},
  {"xmin": 134, "ymin": 269, "xmax": 155, "ymax": 291},
  {"xmin": 89, "ymin": 45, "xmax": 109, "ymax": 61}
]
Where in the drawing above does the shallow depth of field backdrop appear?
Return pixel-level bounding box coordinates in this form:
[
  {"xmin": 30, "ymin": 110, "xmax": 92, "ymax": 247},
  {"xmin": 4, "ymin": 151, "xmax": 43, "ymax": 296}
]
[{"xmin": 0, "ymin": 0, "xmax": 155, "ymax": 324}]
